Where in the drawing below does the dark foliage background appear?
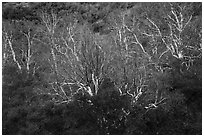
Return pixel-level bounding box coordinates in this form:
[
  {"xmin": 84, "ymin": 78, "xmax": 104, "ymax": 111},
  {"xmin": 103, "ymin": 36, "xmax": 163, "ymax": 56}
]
[{"xmin": 2, "ymin": 2, "xmax": 202, "ymax": 135}]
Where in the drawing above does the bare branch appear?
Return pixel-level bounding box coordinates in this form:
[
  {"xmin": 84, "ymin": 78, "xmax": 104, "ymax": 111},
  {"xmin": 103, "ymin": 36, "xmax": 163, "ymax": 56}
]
[{"xmin": 3, "ymin": 31, "xmax": 22, "ymax": 70}]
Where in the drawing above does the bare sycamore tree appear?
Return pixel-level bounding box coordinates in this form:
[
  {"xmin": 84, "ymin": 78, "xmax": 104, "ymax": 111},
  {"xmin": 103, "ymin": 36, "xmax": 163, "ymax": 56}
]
[
  {"xmin": 3, "ymin": 23, "xmax": 22, "ymax": 70},
  {"xmin": 38, "ymin": 11, "xmax": 113, "ymax": 104},
  {"xmin": 2, "ymin": 20, "xmax": 39, "ymax": 75},
  {"xmin": 145, "ymin": 3, "xmax": 201, "ymax": 109},
  {"xmin": 37, "ymin": 11, "xmax": 71, "ymax": 104},
  {"xmin": 141, "ymin": 3, "xmax": 201, "ymax": 108},
  {"xmin": 20, "ymin": 24, "xmax": 35, "ymax": 72},
  {"xmin": 106, "ymin": 9, "xmax": 151, "ymax": 107},
  {"xmin": 144, "ymin": 3, "xmax": 201, "ymax": 70},
  {"xmin": 104, "ymin": 3, "xmax": 201, "ymax": 110}
]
